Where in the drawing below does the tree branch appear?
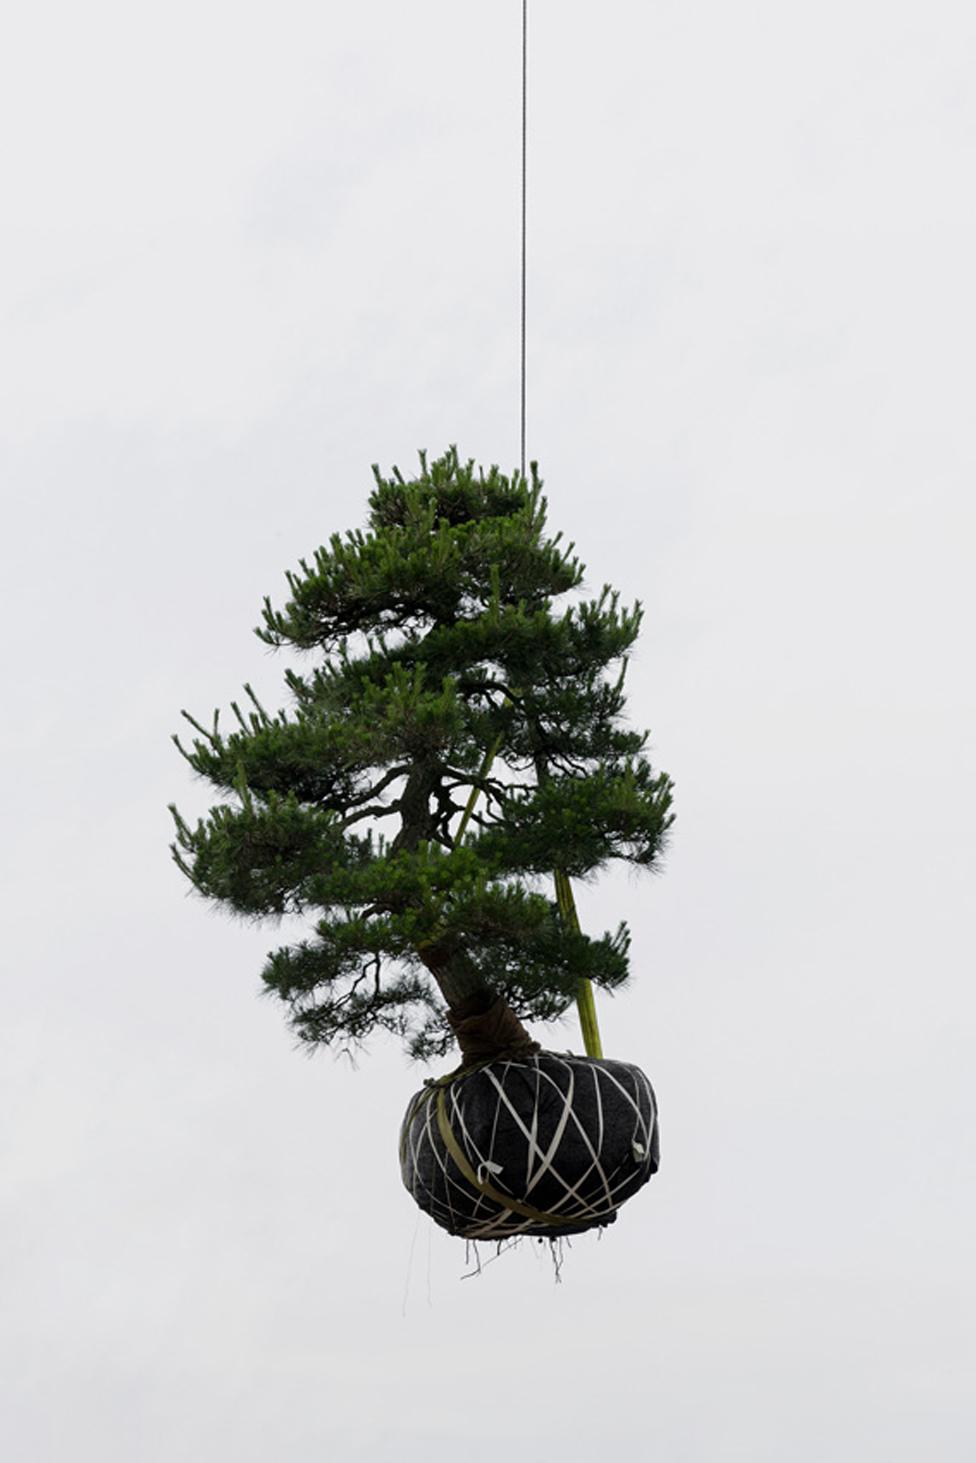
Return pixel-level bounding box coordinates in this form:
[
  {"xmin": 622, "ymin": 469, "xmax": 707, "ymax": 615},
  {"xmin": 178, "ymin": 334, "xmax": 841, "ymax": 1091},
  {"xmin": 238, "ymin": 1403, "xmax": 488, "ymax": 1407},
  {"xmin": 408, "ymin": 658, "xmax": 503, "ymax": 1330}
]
[
  {"xmin": 454, "ymin": 678, "xmax": 522, "ymax": 704},
  {"xmin": 344, "ymin": 763, "xmax": 411, "ymax": 808},
  {"xmin": 340, "ymin": 800, "xmax": 403, "ymax": 829}
]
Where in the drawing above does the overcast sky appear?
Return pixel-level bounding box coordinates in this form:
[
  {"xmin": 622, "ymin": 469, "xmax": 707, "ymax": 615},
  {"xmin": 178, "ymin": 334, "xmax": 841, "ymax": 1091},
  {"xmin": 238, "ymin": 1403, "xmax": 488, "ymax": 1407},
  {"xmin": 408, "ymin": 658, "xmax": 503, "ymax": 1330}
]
[{"xmin": 3, "ymin": 1, "xmax": 975, "ymax": 1459}]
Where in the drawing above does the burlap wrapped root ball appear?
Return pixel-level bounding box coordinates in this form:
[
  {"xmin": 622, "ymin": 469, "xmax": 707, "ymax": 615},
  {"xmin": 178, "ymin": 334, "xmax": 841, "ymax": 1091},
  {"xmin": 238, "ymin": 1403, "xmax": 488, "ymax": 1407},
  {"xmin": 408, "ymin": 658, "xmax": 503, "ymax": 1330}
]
[{"xmin": 400, "ymin": 1051, "xmax": 659, "ymax": 1240}]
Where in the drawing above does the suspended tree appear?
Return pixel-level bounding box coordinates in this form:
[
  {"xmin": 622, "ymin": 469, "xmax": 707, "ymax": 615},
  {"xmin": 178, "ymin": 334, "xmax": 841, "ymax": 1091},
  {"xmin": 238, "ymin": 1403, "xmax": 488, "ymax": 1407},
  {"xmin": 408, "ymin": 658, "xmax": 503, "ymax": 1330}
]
[{"xmin": 171, "ymin": 449, "xmax": 673, "ymax": 1238}]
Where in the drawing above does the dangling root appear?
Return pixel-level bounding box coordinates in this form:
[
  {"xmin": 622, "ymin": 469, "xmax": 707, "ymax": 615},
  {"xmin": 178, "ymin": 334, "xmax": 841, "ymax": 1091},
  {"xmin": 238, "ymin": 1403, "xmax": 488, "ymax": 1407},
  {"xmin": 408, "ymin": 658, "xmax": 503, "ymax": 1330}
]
[{"xmin": 459, "ymin": 1233, "xmax": 570, "ymax": 1283}]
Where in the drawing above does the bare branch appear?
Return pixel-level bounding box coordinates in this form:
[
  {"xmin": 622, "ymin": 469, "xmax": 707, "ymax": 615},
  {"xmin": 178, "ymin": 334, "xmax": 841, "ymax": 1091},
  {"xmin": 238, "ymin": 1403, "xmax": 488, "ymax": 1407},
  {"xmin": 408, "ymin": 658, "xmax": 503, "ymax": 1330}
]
[
  {"xmin": 442, "ymin": 767, "xmax": 507, "ymax": 793},
  {"xmin": 455, "ymin": 678, "xmax": 522, "ymax": 704},
  {"xmin": 344, "ymin": 763, "xmax": 411, "ymax": 808},
  {"xmin": 340, "ymin": 800, "xmax": 403, "ymax": 829}
]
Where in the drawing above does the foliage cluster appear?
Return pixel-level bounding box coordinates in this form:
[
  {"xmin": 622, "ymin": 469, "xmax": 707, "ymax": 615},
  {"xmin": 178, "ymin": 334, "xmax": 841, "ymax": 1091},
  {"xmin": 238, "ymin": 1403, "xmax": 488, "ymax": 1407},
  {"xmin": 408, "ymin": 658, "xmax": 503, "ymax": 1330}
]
[{"xmin": 171, "ymin": 450, "xmax": 673, "ymax": 1058}]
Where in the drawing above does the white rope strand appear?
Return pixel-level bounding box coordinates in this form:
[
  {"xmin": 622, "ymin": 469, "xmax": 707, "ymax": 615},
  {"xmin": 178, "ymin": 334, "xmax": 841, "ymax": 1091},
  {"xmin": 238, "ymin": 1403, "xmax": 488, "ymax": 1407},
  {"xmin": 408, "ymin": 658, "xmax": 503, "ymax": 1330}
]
[{"xmin": 400, "ymin": 1052, "xmax": 659, "ymax": 1241}]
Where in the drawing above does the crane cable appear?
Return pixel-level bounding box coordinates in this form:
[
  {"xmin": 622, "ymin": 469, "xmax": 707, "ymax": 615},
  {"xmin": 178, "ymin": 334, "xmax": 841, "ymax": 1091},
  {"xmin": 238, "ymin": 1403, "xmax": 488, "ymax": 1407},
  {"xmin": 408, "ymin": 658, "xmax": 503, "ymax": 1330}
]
[{"xmin": 519, "ymin": 3, "xmax": 603, "ymax": 1058}]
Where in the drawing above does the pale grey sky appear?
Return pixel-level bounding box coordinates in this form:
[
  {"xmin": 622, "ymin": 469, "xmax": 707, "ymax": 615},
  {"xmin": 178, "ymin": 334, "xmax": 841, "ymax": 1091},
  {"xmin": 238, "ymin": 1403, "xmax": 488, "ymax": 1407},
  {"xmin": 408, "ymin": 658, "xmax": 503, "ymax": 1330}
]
[{"xmin": 3, "ymin": 2, "xmax": 975, "ymax": 1459}]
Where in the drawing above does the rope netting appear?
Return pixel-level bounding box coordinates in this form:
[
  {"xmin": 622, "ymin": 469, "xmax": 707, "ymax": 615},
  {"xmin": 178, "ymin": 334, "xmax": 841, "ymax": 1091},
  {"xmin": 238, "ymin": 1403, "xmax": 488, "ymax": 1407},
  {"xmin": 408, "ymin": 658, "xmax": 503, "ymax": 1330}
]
[{"xmin": 400, "ymin": 1051, "xmax": 659, "ymax": 1240}]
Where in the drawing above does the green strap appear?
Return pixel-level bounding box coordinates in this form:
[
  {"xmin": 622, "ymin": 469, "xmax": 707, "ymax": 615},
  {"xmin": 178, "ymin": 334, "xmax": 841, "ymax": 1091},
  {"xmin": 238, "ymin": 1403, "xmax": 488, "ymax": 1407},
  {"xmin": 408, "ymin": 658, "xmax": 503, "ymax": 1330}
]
[
  {"xmin": 554, "ymin": 867, "xmax": 604, "ymax": 1059},
  {"xmin": 435, "ymin": 1086, "xmax": 578, "ymax": 1229},
  {"xmin": 399, "ymin": 1061, "xmax": 487, "ymax": 1168}
]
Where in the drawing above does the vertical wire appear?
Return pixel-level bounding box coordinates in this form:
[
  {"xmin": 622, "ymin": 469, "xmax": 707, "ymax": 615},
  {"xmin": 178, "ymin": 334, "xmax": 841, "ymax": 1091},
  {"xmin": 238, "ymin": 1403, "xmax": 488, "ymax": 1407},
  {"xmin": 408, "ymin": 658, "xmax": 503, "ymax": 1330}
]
[
  {"xmin": 520, "ymin": 0, "xmax": 527, "ymax": 478},
  {"xmin": 518, "ymin": 2, "xmax": 602, "ymax": 1059}
]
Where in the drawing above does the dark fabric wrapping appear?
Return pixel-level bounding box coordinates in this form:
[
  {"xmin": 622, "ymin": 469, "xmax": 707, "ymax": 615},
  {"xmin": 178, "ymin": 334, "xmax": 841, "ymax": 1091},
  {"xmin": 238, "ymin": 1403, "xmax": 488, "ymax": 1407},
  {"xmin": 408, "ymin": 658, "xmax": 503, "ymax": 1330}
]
[{"xmin": 399, "ymin": 1051, "xmax": 659, "ymax": 1240}]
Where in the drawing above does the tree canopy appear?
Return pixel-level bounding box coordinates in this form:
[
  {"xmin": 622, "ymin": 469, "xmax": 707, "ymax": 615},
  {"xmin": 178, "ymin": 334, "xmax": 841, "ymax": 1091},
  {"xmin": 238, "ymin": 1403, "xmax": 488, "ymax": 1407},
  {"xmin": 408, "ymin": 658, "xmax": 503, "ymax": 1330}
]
[{"xmin": 170, "ymin": 449, "xmax": 673, "ymax": 1058}]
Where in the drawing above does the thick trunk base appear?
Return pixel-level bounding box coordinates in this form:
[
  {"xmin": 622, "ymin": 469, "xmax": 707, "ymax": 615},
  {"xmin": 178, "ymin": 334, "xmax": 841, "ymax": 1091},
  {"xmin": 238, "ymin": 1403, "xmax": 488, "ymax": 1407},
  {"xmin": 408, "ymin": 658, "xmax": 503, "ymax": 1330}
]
[
  {"xmin": 447, "ymin": 993, "xmax": 540, "ymax": 1067},
  {"xmin": 419, "ymin": 948, "xmax": 537, "ymax": 1066}
]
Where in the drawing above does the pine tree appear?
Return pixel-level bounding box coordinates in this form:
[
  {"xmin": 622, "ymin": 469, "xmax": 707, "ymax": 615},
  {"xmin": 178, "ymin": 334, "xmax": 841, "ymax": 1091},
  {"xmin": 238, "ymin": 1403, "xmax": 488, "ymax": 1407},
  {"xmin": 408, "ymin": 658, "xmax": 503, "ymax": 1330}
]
[{"xmin": 170, "ymin": 449, "xmax": 673, "ymax": 1060}]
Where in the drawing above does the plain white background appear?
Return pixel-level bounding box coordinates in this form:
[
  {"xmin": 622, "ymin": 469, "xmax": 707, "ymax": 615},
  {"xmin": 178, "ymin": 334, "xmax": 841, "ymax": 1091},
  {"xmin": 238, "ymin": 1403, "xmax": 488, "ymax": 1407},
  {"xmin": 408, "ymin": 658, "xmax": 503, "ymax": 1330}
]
[{"xmin": 3, "ymin": 2, "xmax": 974, "ymax": 1458}]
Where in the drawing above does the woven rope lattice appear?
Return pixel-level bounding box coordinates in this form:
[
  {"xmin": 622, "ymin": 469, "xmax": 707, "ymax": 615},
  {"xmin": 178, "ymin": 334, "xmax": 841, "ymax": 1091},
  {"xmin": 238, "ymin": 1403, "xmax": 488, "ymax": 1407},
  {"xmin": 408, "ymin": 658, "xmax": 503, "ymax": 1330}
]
[{"xmin": 399, "ymin": 1051, "xmax": 659, "ymax": 1240}]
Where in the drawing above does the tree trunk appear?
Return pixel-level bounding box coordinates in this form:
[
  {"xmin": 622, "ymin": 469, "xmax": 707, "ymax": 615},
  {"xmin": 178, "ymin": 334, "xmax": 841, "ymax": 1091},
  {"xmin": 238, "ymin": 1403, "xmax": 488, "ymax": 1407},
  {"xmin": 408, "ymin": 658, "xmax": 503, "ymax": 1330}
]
[
  {"xmin": 396, "ymin": 763, "xmax": 537, "ymax": 1063},
  {"xmin": 418, "ymin": 945, "xmax": 538, "ymax": 1066}
]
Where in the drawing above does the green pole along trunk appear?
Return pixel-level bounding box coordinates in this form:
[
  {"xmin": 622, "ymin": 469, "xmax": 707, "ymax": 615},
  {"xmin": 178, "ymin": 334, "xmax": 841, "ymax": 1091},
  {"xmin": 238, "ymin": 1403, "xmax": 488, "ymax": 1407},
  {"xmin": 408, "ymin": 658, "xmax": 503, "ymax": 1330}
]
[
  {"xmin": 554, "ymin": 869, "xmax": 604, "ymax": 1058},
  {"xmin": 453, "ymin": 722, "xmax": 605, "ymax": 1057}
]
